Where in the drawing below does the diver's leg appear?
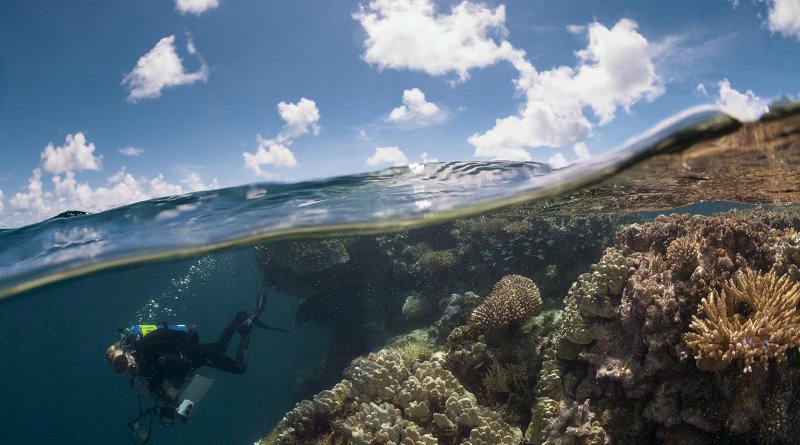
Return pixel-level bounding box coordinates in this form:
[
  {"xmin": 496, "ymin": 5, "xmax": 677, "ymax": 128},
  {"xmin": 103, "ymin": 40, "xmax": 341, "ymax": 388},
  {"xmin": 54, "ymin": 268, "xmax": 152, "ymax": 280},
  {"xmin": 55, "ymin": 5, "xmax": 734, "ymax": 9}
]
[
  {"xmin": 187, "ymin": 342, "xmax": 247, "ymax": 374},
  {"xmin": 210, "ymin": 311, "xmax": 248, "ymax": 353}
]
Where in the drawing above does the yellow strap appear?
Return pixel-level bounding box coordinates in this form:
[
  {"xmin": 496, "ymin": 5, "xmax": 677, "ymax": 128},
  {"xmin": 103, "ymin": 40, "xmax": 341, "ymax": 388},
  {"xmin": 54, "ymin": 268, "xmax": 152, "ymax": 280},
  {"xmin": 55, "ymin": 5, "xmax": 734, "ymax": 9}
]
[{"xmin": 140, "ymin": 324, "xmax": 158, "ymax": 336}]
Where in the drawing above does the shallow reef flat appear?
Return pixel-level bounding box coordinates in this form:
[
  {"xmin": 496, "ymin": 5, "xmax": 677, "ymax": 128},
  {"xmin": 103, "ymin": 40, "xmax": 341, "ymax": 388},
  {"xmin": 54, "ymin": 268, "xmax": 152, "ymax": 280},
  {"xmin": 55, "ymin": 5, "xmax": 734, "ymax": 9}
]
[{"xmin": 255, "ymin": 206, "xmax": 800, "ymax": 445}]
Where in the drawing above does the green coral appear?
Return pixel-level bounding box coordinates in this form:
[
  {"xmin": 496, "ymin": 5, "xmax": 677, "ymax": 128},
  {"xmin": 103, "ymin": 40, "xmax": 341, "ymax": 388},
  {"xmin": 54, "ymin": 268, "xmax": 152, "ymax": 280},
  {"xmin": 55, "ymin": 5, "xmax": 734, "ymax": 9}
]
[
  {"xmin": 561, "ymin": 290, "xmax": 599, "ymax": 345},
  {"xmin": 414, "ymin": 250, "xmax": 457, "ymax": 274},
  {"xmin": 525, "ymin": 397, "xmax": 560, "ymax": 445},
  {"xmin": 554, "ymin": 248, "xmax": 629, "ymax": 359}
]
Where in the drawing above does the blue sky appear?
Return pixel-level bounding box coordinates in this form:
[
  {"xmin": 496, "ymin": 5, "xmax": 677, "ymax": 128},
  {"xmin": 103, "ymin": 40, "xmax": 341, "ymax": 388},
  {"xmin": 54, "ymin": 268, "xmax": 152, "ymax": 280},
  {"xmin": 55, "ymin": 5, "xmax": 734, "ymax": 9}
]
[{"xmin": 0, "ymin": 0, "xmax": 798, "ymax": 227}]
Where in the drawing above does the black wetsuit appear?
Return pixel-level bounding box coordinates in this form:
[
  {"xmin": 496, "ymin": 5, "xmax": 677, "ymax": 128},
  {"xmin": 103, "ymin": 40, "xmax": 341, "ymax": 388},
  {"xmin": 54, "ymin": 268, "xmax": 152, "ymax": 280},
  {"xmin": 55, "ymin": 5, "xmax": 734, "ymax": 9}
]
[{"xmin": 131, "ymin": 314, "xmax": 250, "ymax": 403}]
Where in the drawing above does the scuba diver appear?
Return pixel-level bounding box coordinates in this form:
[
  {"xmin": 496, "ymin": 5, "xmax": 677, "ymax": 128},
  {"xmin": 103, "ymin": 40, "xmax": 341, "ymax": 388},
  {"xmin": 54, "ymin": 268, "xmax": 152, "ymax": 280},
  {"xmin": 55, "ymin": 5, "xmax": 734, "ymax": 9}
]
[{"xmin": 106, "ymin": 291, "xmax": 286, "ymax": 444}]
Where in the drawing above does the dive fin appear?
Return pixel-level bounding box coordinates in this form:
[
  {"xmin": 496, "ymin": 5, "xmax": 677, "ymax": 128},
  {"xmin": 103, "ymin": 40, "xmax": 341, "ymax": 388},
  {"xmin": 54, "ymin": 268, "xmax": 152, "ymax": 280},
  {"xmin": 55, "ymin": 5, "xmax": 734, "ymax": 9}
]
[
  {"xmin": 253, "ymin": 290, "xmax": 267, "ymax": 319},
  {"xmin": 241, "ymin": 289, "xmax": 289, "ymax": 333}
]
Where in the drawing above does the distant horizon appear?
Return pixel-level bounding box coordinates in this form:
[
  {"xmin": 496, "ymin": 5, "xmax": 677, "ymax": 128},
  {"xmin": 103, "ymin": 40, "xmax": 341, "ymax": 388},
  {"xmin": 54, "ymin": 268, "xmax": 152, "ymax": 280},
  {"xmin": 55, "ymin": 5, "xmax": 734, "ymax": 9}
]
[{"xmin": 1, "ymin": 0, "xmax": 798, "ymax": 227}]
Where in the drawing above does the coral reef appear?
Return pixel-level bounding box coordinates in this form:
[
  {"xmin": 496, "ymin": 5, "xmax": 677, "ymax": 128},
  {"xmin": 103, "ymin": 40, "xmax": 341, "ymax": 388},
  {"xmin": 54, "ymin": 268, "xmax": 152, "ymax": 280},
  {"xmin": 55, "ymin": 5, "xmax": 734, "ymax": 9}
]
[
  {"xmin": 683, "ymin": 269, "xmax": 800, "ymax": 372},
  {"xmin": 262, "ymin": 350, "xmax": 522, "ymax": 445},
  {"xmin": 469, "ymin": 275, "xmax": 542, "ymax": 331},
  {"xmin": 403, "ymin": 294, "xmax": 430, "ymax": 321},
  {"xmin": 255, "ymin": 239, "xmax": 350, "ymax": 273},
  {"xmin": 258, "ymin": 207, "xmax": 800, "ymax": 445}
]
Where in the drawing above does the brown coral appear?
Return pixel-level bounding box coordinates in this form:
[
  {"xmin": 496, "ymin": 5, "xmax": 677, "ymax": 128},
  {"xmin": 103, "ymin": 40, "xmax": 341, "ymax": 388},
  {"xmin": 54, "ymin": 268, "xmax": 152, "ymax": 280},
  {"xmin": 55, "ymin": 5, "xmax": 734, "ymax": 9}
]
[
  {"xmin": 666, "ymin": 235, "xmax": 699, "ymax": 277},
  {"xmin": 683, "ymin": 269, "xmax": 800, "ymax": 372},
  {"xmin": 469, "ymin": 275, "xmax": 542, "ymax": 330}
]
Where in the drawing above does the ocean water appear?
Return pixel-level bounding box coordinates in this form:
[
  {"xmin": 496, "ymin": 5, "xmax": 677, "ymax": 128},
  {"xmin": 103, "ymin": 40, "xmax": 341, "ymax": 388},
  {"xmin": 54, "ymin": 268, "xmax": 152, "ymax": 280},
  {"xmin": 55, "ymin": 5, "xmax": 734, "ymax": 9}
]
[{"xmin": 0, "ymin": 102, "xmax": 798, "ymax": 445}]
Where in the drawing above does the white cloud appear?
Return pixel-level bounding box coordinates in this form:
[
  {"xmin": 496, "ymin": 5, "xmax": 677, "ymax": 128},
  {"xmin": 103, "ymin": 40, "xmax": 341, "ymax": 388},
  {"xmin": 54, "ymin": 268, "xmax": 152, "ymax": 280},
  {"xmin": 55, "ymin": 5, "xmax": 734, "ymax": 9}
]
[
  {"xmin": 353, "ymin": 0, "xmax": 526, "ymax": 81},
  {"xmin": 175, "ymin": 0, "xmax": 220, "ymax": 15},
  {"xmin": 242, "ymin": 98, "xmax": 320, "ymax": 177},
  {"xmin": 366, "ymin": 146, "xmax": 409, "ymax": 167},
  {"xmin": 547, "ymin": 152, "xmax": 569, "ymax": 169},
  {"xmin": 574, "ymin": 142, "xmax": 591, "ymax": 162},
  {"xmin": 119, "ymin": 146, "xmax": 145, "ymax": 157},
  {"xmin": 0, "ymin": 189, "xmax": 4, "ymax": 214},
  {"xmin": 3, "ymin": 167, "xmax": 217, "ymax": 227},
  {"xmin": 243, "ymin": 138, "xmax": 298, "ymax": 176},
  {"xmin": 700, "ymin": 79, "xmax": 769, "ymax": 122},
  {"xmin": 420, "ymin": 152, "xmax": 439, "ymax": 163},
  {"xmin": 764, "ymin": 0, "xmax": 800, "ymax": 39},
  {"xmin": 41, "ymin": 132, "xmax": 102, "ymax": 174},
  {"xmin": 469, "ymin": 19, "xmax": 663, "ymax": 160},
  {"xmin": 566, "ymin": 24, "xmax": 586, "ymax": 34},
  {"xmin": 122, "ymin": 35, "xmax": 208, "ymax": 102},
  {"xmin": 277, "ymin": 98, "xmax": 321, "ymax": 139},
  {"xmin": 387, "ymin": 88, "xmax": 447, "ymax": 127}
]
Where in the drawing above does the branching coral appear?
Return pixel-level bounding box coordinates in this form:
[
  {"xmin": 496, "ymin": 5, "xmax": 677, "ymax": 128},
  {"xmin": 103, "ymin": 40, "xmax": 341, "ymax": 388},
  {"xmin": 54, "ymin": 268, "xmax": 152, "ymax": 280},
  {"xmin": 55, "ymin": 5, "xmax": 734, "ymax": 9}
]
[
  {"xmin": 469, "ymin": 275, "xmax": 542, "ymax": 330},
  {"xmin": 666, "ymin": 235, "xmax": 700, "ymax": 277},
  {"xmin": 482, "ymin": 360, "xmax": 528, "ymax": 405},
  {"xmin": 683, "ymin": 269, "xmax": 800, "ymax": 372}
]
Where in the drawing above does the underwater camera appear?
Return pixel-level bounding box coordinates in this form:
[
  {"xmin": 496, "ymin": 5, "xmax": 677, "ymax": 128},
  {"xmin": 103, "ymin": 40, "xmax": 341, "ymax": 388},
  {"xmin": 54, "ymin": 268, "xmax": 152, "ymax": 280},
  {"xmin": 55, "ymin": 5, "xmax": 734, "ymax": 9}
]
[{"xmin": 176, "ymin": 399, "xmax": 194, "ymax": 422}]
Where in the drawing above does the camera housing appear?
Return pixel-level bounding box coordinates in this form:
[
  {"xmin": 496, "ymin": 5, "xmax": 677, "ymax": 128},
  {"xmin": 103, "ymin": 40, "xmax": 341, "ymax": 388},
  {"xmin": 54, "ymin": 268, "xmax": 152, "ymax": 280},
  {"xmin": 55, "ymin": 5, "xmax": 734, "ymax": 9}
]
[{"xmin": 176, "ymin": 399, "xmax": 194, "ymax": 423}]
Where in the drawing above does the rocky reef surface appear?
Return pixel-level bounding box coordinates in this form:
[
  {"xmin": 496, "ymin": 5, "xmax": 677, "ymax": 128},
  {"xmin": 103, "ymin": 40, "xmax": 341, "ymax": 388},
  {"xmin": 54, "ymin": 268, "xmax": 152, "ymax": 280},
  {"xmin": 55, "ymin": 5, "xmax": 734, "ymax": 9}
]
[
  {"xmin": 255, "ymin": 214, "xmax": 619, "ymax": 396},
  {"xmin": 257, "ymin": 206, "xmax": 800, "ymax": 444}
]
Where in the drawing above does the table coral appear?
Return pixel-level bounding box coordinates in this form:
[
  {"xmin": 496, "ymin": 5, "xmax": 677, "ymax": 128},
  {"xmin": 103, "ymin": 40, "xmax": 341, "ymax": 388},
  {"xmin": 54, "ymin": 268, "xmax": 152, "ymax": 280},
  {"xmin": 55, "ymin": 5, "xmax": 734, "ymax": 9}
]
[{"xmin": 683, "ymin": 269, "xmax": 800, "ymax": 372}]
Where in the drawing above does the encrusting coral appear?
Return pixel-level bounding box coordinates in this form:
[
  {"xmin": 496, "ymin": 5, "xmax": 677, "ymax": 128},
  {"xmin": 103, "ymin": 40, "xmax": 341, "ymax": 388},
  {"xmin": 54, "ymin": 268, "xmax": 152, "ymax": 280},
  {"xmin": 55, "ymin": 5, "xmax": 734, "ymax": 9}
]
[
  {"xmin": 469, "ymin": 275, "xmax": 542, "ymax": 330},
  {"xmin": 683, "ymin": 268, "xmax": 800, "ymax": 372}
]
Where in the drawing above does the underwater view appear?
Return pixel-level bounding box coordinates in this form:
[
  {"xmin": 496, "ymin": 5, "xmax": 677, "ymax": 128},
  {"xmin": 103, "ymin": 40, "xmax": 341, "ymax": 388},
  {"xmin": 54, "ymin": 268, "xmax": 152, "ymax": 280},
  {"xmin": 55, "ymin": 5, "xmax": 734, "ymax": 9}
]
[
  {"xmin": 3, "ymin": 1, "xmax": 800, "ymax": 445},
  {"xmin": 1, "ymin": 104, "xmax": 799, "ymax": 445}
]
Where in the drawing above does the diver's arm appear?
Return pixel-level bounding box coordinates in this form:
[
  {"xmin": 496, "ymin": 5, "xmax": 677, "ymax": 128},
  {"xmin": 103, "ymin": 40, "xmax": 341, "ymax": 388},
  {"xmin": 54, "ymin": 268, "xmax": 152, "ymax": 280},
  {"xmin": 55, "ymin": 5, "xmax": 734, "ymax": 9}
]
[{"xmin": 145, "ymin": 378, "xmax": 178, "ymax": 406}]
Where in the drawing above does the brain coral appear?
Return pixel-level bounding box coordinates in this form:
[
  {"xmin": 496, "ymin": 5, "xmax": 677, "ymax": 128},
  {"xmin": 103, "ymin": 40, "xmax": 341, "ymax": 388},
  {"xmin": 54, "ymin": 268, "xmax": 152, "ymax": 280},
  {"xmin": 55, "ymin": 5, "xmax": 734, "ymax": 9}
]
[
  {"xmin": 683, "ymin": 269, "xmax": 800, "ymax": 372},
  {"xmin": 469, "ymin": 275, "xmax": 542, "ymax": 330}
]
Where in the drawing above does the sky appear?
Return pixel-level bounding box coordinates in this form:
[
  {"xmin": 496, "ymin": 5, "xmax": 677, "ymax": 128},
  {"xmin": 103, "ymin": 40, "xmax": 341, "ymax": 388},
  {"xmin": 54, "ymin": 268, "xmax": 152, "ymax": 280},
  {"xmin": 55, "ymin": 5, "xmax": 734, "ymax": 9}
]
[{"xmin": 0, "ymin": 0, "xmax": 798, "ymax": 228}]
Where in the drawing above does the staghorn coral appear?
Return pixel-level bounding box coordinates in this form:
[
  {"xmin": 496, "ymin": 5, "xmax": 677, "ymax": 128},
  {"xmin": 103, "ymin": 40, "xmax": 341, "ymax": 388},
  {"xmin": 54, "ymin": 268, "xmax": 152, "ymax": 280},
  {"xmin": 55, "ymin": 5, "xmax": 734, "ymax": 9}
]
[
  {"xmin": 391, "ymin": 340, "xmax": 435, "ymax": 365},
  {"xmin": 469, "ymin": 275, "xmax": 542, "ymax": 330},
  {"xmin": 683, "ymin": 269, "xmax": 800, "ymax": 372},
  {"xmin": 482, "ymin": 360, "xmax": 528, "ymax": 405}
]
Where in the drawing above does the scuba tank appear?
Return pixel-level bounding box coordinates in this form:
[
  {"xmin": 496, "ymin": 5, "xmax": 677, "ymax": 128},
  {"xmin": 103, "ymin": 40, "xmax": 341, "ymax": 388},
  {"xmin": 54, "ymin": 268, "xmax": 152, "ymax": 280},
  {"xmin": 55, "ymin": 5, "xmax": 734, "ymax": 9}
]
[{"xmin": 121, "ymin": 323, "xmax": 198, "ymax": 347}]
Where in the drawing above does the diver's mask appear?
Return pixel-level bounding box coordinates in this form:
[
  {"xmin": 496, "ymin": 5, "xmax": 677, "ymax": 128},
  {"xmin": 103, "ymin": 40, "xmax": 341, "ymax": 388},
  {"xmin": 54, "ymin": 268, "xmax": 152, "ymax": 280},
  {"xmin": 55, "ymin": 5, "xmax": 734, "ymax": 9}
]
[{"xmin": 106, "ymin": 343, "xmax": 138, "ymax": 376}]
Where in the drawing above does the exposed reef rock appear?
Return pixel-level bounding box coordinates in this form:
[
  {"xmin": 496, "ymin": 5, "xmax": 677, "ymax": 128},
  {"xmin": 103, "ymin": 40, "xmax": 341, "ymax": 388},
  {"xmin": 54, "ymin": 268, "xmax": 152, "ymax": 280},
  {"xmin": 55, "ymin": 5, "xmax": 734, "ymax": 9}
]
[{"xmin": 255, "ymin": 214, "xmax": 617, "ymax": 396}]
